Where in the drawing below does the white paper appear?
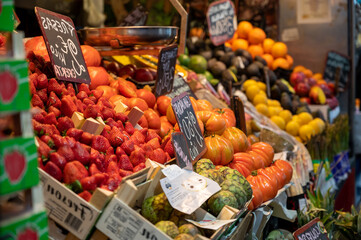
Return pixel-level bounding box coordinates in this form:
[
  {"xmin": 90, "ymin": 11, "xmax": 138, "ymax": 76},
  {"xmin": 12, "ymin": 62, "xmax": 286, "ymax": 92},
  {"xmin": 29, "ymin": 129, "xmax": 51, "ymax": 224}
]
[
  {"xmin": 281, "ymin": 28, "xmax": 300, "ymax": 42},
  {"xmin": 186, "ymin": 219, "xmax": 236, "ymax": 230},
  {"xmin": 160, "ymin": 170, "xmax": 221, "ymax": 215},
  {"xmin": 161, "ymin": 165, "xmax": 183, "ymax": 181},
  {"xmin": 297, "ymin": 0, "xmax": 332, "ymax": 24}
]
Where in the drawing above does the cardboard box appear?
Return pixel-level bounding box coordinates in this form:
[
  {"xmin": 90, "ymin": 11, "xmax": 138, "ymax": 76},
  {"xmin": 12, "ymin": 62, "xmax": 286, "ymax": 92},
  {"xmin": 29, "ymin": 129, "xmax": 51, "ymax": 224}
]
[
  {"xmin": 0, "ymin": 137, "xmax": 39, "ymax": 195},
  {"xmin": 0, "ymin": 60, "xmax": 30, "ymax": 113},
  {"xmin": 0, "ymin": 0, "xmax": 14, "ymax": 31}
]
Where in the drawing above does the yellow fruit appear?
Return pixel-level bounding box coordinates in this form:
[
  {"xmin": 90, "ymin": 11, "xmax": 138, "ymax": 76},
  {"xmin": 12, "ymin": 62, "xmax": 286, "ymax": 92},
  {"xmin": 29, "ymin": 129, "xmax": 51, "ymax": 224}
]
[
  {"xmin": 299, "ymin": 124, "xmax": 315, "ymax": 141},
  {"xmin": 232, "ymin": 39, "xmax": 249, "ymax": 51},
  {"xmin": 243, "ymin": 79, "xmax": 257, "ymax": 91},
  {"xmin": 271, "ymin": 42, "xmax": 288, "ymax": 58},
  {"xmin": 246, "ymin": 85, "xmax": 260, "ymax": 101},
  {"xmin": 257, "ymin": 82, "xmax": 267, "ymax": 91},
  {"xmin": 313, "ymin": 73, "xmax": 323, "ymax": 80},
  {"xmin": 253, "ymin": 93, "xmax": 268, "ymax": 105},
  {"xmin": 308, "ymin": 118, "xmax": 325, "ymax": 134},
  {"xmin": 267, "ymin": 99, "xmax": 281, "ymax": 107},
  {"xmin": 272, "ymin": 58, "xmax": 289, "ymax": 70},
  {"xmin": 268, "ymin": 106, "xmax": 282, "ymax": 117},
  {"xmin": 295, "ymin": 136, "xmax": 303, "ymax": 143},
  {"xmin": 298, "ymin": 112, "xmax": 313, "ymax": 125},
  {"xmin": 279, "ymin": 110, "xmax": 293, "ymax": 123},
  {"xmin": 256, "ymin": 103, "xmax": 269, "ymax": 116},
  {"xmin": 286, "ymin": 121, "xmax": 300, "ymax": 136},
  {"xmin": 293, "ymin": 65, "xmax": 305, "ymax": 73},
  {"xmin": 263, "ymin": 38, "xmax": 275, "ymax": 54},
  {"xmin": 271, "ymin": 116, "xmax": 286, "ymax": 130}
]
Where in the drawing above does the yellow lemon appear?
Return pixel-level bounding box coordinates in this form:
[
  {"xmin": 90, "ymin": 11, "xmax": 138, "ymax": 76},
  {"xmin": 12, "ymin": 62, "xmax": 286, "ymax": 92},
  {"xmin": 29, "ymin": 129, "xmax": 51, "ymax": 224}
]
[
  {"xmin": 256, "ymin": 103, "xmax": 269, "ymax": 116},
  {"xmin": 279, "ymin": 110, "xmax": 293, "ymax": 123},
  {"xmin": 308, "ymin": 118, "xmax": 326, "ymax": 134},
  {"xmin": 298, "ymin": 112, "xmax": 313, "ymax": 125},
  {"xmin": 257, "ymin": 82, "xmax": 267, "ymax": 91},
  {"xmin": 246, "ymin": 85, "xmax": 260, "ymax": 101},
  {"xmin": 258, "ymin": 90, "xmax": 267, "ymax": 96},
  {"xmin": 267, "ymin": 99, "xmax": 281, "ymax": 107},
  {"xmin": 299, "ymin": 124, "xmax": 315, "ymax": 141},
  {"xmin": 295, "ymin": 136, "xmax": 303, "ymax": 143},
  {"xmin": 268, "ymin": 106, "xmax": 282, "ymax": 117},
  {"xmin": 271, "ymin": 116, "xmax": 286, "ymax": 130},
  {"xmin": 286, "ymin": 120, "xmax": 300, "ymax": 136},
  {"xmin": 253, "ymin": 93, "xmax": 268, "ymax": 105},
  {"xmin": 243, "ymin": 79, "xmax": 257, "ymax": 91}
]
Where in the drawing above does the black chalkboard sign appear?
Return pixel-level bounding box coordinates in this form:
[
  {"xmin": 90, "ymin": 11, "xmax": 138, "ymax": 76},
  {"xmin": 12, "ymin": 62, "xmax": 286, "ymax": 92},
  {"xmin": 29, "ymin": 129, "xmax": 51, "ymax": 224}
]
[
  {"xmin": 323, "ymin": 51, "xmax": 350, "ymax": 89},
  {"xmin": 171, "ymin": 132, "xmax": 193, "ymax": 170},
  {"xmin": 293, "ymin": 218, "xmax": 329, "ymax": 240},
  {"xmin": 154, "ymin": 45, "xmax": 178, "ymax": 97},
  {"xmin": 206, "ymin": 0, "xmax": 237, "ymax": 46},
  {"xmin": 35, "ymin": 7, "xmax": 90, "ymax": 84},
  {"xmin": 166, "ymin": 75, "xmax": 196, "ymax": 99},
  {"xmin": 171, "ymin": 92, "xmax": 206, "ymax": 163}
]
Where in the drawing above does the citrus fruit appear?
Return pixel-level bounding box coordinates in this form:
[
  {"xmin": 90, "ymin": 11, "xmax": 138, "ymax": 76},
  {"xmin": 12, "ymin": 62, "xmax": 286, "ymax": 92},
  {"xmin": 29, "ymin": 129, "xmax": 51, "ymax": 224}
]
[
  {"xmin": 272, "ymin": 58, "xmax": 289, "ymax": 70},
  {"xmin": 295, "ymin": 136, "xmax": 303, "ymax": 143},
  {"xmin": 271, "ymin": 42, "xmax": 288, "ymax": 58},
  {"xmin": 188, "ymin": 55, "xmax": 207, "ymax": 73},
  {"xmin": 242, "ymin": 79, "xmax": 257, "ymax": 91},
  {"xmin": 303, "ymin": 69, "xmax": 313, "ymax": 78},
  {"xmin": 285, "ymin": 55, "xmax": 293, "ymax": 68},
  {"xmin": 248, "ymin": 28, "xmax": 266, "ymax": 45},
  {"xmin": 267, "ymin": 99, "xmax": 281, "ymax": 107},
  {"xmin": 293, "ymin": 65, "xmax": 305, "ymax": 73},
  {"xmin": 286, "ymin": 120, "xmax": 300, "ymax": 136},
  {"xmin": 308, "ymin": 118, "xmax": 325, "ymax": 134},
  {"xmin": 268, "ymin": 106, "xmax": 282, "ymax": 117},
  {"xmin": 256, "ymin": 82, "xmax": 267, "ymax": 91},
  {"xmin": 313, "ymin": 73, "xmax": 323, "ymax": 80},
  {"xmin": 263, "ymin": 38, "xmax": 275, "ymax": 53},
  {"xmin": 261, "ymin": 54, "xmax": 274, "ymax": 68},
  {"xmin": 253, "ymin": 93, "xmax": 268, "ymax": 105},
  {"xmin": 237, "ymin": 21, "xmax": 253, "ymax": 39},
  {"xmin": 246, "ymin": 85, "xmax": 260, "ymax": 101},
  {"xmin": 299, "ymin": 124, "xmax": 315, "ymax": 141},
  {"xmin": 225, "ymin": 42, "xmax": 232, "ymax": 48},
  {"xmin": 248, "ymin": 45, "xmax": 264, "ymax": 58},
  {"xmin": 256, "ymin": 103, "xmax": 269, "ymax": 116},
  {"xmin": 178, "ymin": 54, "xmax": 190, "ymax": 67},
  {"xmin": 298, "ymin": 112, "xmax": 313, "ymax": 125},
  {"xmin": 204, "ymin": 71, "xmax": 214, "ymax": 81},
  {"xmin": 279, "ymin": 109, "xmax": 293, "ymax": 123},
  {"xmin": 232, "ymin": 38, "xmax": 249, "ymax": 51},
  {"xmin": 271, "ymin": 116, "xmax": 286, "ymax": 130}
]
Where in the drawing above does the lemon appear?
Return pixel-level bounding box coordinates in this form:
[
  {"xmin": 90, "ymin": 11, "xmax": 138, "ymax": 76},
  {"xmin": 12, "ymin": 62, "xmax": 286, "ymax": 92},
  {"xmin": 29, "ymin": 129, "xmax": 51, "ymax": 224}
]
[
  {"xmin": 295, "ymin": 136, "xmax": 303, "ymax": 143},
  {"xmin": 253, "ymin": 93, "xmax": 268, "ymax": 105},
  {"xmin": 314, "ymin": 118, "xmax": 325, "ymax": 132},
  {"xmin": 267, "ymin": 99, "xmax": 281, "ymax": 107},
  {"xmin": 258, "ymin": 90, "xmax": 267, "ymax": 96},
  {"xmin": 298, "ymin": 112, "xmax": 313, "ymax": 125},
  {"xmin": 246, "ymin": 85, "xmax": 260, "ymax": 101},
  {"xmin": 271, "ymin": 116, "xmax": 286, "ymax": 130},
  {"xmin": 256, "ymin": 103, "xmax": 269, "ymax": 116},
  {"xmin": 243, "ymin": 79, "xmax": 257, "ymax": 91},
  {"xmin": 299, "ymin": 124, "xmax": 315, "ymax": 141},
  {"xmin": 257, "ymin": 82, "xmax": 267, "ymax": 91},
  {"xmin": 279, "ymin": 110, "xmax": 293, "ymax": 123},
  {"xmin": 268, "ymin": 106, "xmax": 282, "ymax": 117},
  {"xmin": 308, "ymin": 118, "xmax": 326, "ymax": 134},
  {"xmin": 286, "ymin": 120, "xmax": 300, "ymax": 136}
]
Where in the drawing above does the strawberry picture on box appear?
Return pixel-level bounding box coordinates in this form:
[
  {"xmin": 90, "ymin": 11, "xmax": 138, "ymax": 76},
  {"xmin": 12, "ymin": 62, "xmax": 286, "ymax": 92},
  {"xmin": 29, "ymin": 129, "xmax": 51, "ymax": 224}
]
[
  {"xmin": 0, "ymin": 71, "xmax": 18, "ymax": 103},
  {"xmin": 4, "ymin": 149, "xmax": 26, "ymax": 183}
]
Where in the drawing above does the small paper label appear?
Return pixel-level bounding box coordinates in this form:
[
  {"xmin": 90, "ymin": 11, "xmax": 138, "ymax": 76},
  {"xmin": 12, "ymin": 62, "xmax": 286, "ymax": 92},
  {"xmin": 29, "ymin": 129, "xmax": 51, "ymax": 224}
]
[
  {"xmin": 160, "ymin": 170, "xmax": 221, "ymax": 215},
  {"xmin": 161, "ymin": 165, "xmax": 183, "ymax": 181},
  {"xmin": 186, "ymin": 219, "xmax": 236, "ymax": 230},
  {"xmin": 281, "ymin": 28, "xmax": 300, "ymax": 42},
  {"xmin": 299, "ymin": 198, "xmax": 307, "ymax": 214}
]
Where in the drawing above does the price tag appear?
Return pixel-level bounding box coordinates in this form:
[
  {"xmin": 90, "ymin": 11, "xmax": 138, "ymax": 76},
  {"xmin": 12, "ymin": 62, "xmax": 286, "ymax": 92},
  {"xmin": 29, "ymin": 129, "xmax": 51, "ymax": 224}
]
[
  {"xmin": 171, "ymin": 92, "xmax": 206, "ymax": 163},
  {"xmin": 35, "ymin": 7, "xmax": 90, "ymax": 84},
  {"xmin": 166, "ymin": 75, "xmax": 196, "ymax": 99},
  {"xmin": 154, "ymin": 45, "xmax": 178, "ymax": 97},
  {"xmin": 171, "ymin": 132, "xmax": 193, "ymax": 170},
  {"xmin": 323, "ymin": 51, "xmax": 350, "ymax": 89},
  {"xmin": 206, "ymin": 0, "xmax": 237, "ymax": 46},
  {"xmin": 293, "ymin": 218, "xmax": 329, "ymax": 240}
]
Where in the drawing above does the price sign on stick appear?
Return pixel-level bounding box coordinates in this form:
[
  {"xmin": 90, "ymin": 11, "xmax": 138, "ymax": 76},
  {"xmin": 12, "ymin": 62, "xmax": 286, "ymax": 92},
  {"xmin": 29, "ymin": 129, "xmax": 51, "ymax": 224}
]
[
  {"xmin": 323, "ymin": 51, "xmax": 350, "ymax": 90},
  {"xmin": 206, "ymin": 0, "xmax": 237, "ymax": 46},
  {"xmin": 171, "ymin": 92, "xmax": 206, "ymax": 163},
  {"xmin": 293, "ymin": 218, "xmax": 329, "ymax": 240},
  {"xmin": 35, "ymin": 7, "xmax": 90, "ymax": 84},
  {"xmin": 171, "ymin": 132, "xmax": 193, "ymax": 170},
  {"xmin": 154, "ymin": 45, "xmax": 178, "ymax": 97}
]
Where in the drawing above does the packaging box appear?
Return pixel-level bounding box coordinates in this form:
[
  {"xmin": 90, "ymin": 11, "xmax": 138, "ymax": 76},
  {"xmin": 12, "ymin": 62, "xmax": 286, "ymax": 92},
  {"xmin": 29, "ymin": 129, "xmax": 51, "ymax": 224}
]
[
  {"xmin": 0, "ymin": 137, "xmax": 38, "ymax": 195},
  {"xmin": 0, "ymin": 60, "xmax": 30, "ymax": 112},
  {"xmin": 0, "ymin": 0, "xmax": 14, "ymax": 31}
]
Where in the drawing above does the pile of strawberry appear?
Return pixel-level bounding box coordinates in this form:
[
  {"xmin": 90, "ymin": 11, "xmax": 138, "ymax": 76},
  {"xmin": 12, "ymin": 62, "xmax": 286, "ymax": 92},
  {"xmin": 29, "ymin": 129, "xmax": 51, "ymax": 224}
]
[{"xmin": 27, "ymin": 47, "xmax": 174, "ymax": 201}]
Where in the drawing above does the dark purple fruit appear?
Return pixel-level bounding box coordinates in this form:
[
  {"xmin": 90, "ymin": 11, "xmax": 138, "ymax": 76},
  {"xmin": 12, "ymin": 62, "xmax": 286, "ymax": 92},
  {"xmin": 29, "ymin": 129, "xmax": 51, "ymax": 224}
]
[
  {"xmin": 135, "ymin": 68, "xmax": 154, "ymax": 82},
  {"xmin": 118, "ymin": 65, "xmax": 135, "ymax": 78}
]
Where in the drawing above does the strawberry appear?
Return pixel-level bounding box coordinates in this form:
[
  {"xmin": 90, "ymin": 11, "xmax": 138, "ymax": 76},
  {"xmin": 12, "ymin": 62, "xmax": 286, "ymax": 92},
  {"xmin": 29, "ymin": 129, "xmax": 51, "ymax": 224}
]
[
  {"xmin": 29, "ymin": 80, "xmax": 36, "ymax": 95},
  {"xmin": 36, "ymin": 137, "xmax": 52, "ymax": 160},
  {"xmin": 80, "ymin": 174, "xmax": 102, "ymax": 191},
  {"xmin": 138, "ymin": 115, "xmax": 148, "ymax": 128},
  {"xmin": 63, "ymin": 161, "xmax": 88, "ymax": 184},
  {"xmin": 83, "ymin": 104, "xmax": 99, "ymax": 119},
  {"xmin": 57, "ymin": 145, "xmax": 74, "ymax": 162},
  {"xmin": 102, "ymin": 108, "xmax": 114, "ymax": 120},
  {"xmin": 122, "ymin": 130, "xmax": 131, "ymax": 140},
  {"xmin": 32, "ymin": 111, "xmax": 44, "ymax": 125},
  {"xmin": 124, "ymin": 122, "xmax": 135, "ymax": 135},
  {"xmin": 106, "ymin": 146, "xmax": 114, "ymax": 155},
  {"xmin": 130, "ymin": 130, "xmax": 145, "ymax": 145},
  {"xmin": 61, "ymin": 95, "xmax": 77, "ymax": 117},
  {"xmin": 75, "ymin": 99, "xmax": 86, "ymax": 112},
  {"xmin": 119, "ymin": 169, "xmax": 133, "ymax": 177},
  {"xmin": 43, "ymin": 112, "xmax": 57, "ymax": 125},
  {"xmin": 89, "ymin": 163, "xmax": 101, "ymax": 175},
  {"xmin": 161, "ymin": 136, "xmax": 171, "ymax": 149},
  {"xmin": 104, "ymin": 177, "xmax": 121, "ymax": 191},
  {"xmin": 76, "ymin": 91, "xmax": 88, "ymax": 101},
  {"xmin": 49, "ymin": 152, "xmax": 67, "ymax": 170},
  {"xmin": 117, "ymin": 154, "xmax": 133, "ymax": 171},
  {"xmin": 44, "ymin": 161, "xmax": 63, "ymax": 181},
  {"xmin": 109, "ymin": 126, "xmax": 127, "ymax": 147},
  {"xmin": 48, "ymin": 78, "xmax": 62, "ymax": 96},
  {"xmin": 67, "ymin": 83, "xmax": 76, "ymax": 96},
  {"xmin": 52, "ymin": 134, "xmax": 66, "ymax": 148},
  {"xmin": 142, "ymin": 143, "xmax": 153, "ymax": 154},
  {"xmin": 31, "ymin": 94, "xmax": 44, "ymax": 109},
  {"xmin": 96, "ymin": 100, "xmax": 105, "ymax": 112},
  {"xmin": 91, "ymin": 89, "xmax": 104, "ymax": 100},
  {"xmin": 115, "ymin": 147, "xmax": 126, "ymax": 157},
  {"xmin": 35, "ymin": 68, "xmax": 43, "ymax": 75},
  {"xmin": 29, "ymin": 73, "xmax": 38, "ymax": 88},
  {"xmin": 99, "ymin": 97, "xmax": 113, "ymax": 109},
  {"xmin": 117, "ymin": 121, "xmax": 125, "ymax": 130},
  {"xmin": 88, "ymin": 96, "xmax": 97, "ymax": 104},
  {"xmin": 146, "ymin": 138, "xmax": 161, "ymax": 150},
  {"xmin": 114, "ymin": 112, "xmax": 128, "ymax": 122},
  {"xmin": 38, "ymin": 157, "xmax": 45, "ymax": 170},
  {"xmin": 73, "ymin": 142, "xmax": 90, "ymax": 165},
  {"xmin": 140, "ymin": 128, "xmax": 149, "ymax": 139},
  {"xmin": 60, "ymin": 86, "xmax": 69, "ymax": 96},
  {"xmin": 83, "ymin": 97, "xmax": 95, "ymax": 106},
  {"xmin": 120, "ymin": 139, "xmax": 135, "ymax": 155},
  {"xmin": 78, "ymin": 191, "xmax": 92, "ymax": 202},
  {"xmin": 66, "ymin": 128, "xmax": 83, "ymax": 141},
  {"xmin": 164, "ymin": 139, "xmax": 174, "ymax": 158},
  {"xmin": 92, "ymin": 135, "xmax": 111, "ymax": 153},
  {"xmin": 78, "ymin": 83, "xmax": 91, "ymax": 95},
  {"xmin": 48, "ymin": 106, "xmax": 61, "ymax": 118},
  {"xmin": 148, "ymin": 148, "xmax": 167, "ymax": 164},
  {"xmin": 105, "ymin": 118, "xmax": 120, "ymax": 129},
  {"xmin": 40, "ymin": 135, "xmax": 55, "ymax": 148},
  {"xmin": 37, "ymin": 88, "xmax": 48, "ymax": 103},
  {"xmin": 101, "ymin": 125, "xmax": 112, "ymax": 140},
  {"xmin": 133, "ymin": 162, "xmax": 146, "ymax": 172},
  {"xmin": 47, "ymin": 92, "xmax": 61, "ymax": 108},
  {"xmin": 80, "ymin": 132, "xmax": 93, "ymax": 145},
  {"xmin": 165, "ymin": 152, "xmax": 171, "ymax": 162},
  {"xmin": 64, "ymin": 136, "xmax": 76, "ymax": 148},
  {"xmin": 43, "ymin": 124, "xmax": 60, "ymax": 136},
  {"xmin": 28, "ymin": 61, "xmax": 36, "ymax": 73},
  {"xmin": 129, "ymin": 146, "xmax": 146, "ymax": 166},
  {"xmin": 57, "ymin": 116, "xmax": 74, "ymax": 134},
  {"xmin": 37, "ymin": 73, "xmax": 48, "ymax": 89}
]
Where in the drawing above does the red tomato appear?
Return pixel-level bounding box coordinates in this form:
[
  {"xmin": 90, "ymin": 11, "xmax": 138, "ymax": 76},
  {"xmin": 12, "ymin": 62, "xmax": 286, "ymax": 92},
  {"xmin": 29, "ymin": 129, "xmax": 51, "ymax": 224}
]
[
  {"xmin": 81, "ymin": 45, "xmax": 101, "ymax": 67},
  {"xmin": 156, "ymin": 95, "xmax": 171, "ymax": 116},
  {"xmin": 248, "ymin": 182, "xmax": 264, "ymax": 210},
  {"xmin": 203, "ymin": 135, "xmax": 234, "ymax": 165},
  {"xmin": 248, "ymin": 150, "xmax": 265, "ymax": 170},
  {"xmin": 88, "ymin": 67, "xmax": 110, "ymax": 90},
  {"xmin": 251, "ymin": 142, "xmax": 274, "ymax": 167},
  {"xmin": 229, "ymin": 152, "xmax": 255, "ymax": 177},
  {"xmin": 136, "ymin": 89, "xmax": 156, "ymax": 108},
  {"xmin": 247, "ymin": 172, "xmax": 278, "ymax": 202},
  {"xmin": 127, "ymin": 98, "xmax": 148, "ymax": 111},
  {"xmin": 213, "ymin": 108, "xmax": 236, "ymax": 128},
  {"xmin": 144, "ymin": 109, "xmax": 161, "ymax": 130},
  {"xmin": 273, "ymin": 160, "xmax": 293, "ymax": 184},
  {"xmin": 222, "ymin": 127, "xmax": 249, "ymax": 153}
]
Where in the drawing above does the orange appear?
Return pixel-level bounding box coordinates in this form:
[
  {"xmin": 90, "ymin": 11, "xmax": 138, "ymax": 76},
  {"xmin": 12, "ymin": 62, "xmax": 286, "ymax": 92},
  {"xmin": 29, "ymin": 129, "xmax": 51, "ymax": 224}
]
[
  {"xmin": 272, "ymin": 58, "xmax": 289, "ymax": 70},
  {"xmin": 248, "ymin": 28, "xmax": 266, "ymax": 45},
  {"xmin": 303, "ymin": 69, "xmax": 313, "ymax": 78},
  {"xmin": 261, "ymin": 54, "xmax": 274, "ymax": 68},
  {"xmin": 232, "ymin": 39, "xmax": 249, "ymax": 51},
  {"xmin": 263, "ymin": 38, "xmax": 275, "ymax": 53},
  {"xmin": 293, "ymin": 65, "xmax": 305, "ymax": 73},
  {"xmin": 248, "ymin": 45, "xmax": 264, "ymax": 58},
  {"xmin": 225, "ymin": 42, "xmax": 231, "ymax": 48},
  {"xmin": 313, "ymin": 73, "xmax": 323, "ymax": 80},
  {"xmin": 237, "ymin": 21, "xmax": 253, "ymax": 39},
  {"xmin": 285, "ymin": 55, "xmax": 293, "ymax": 68},
  {"xmin": 271, "ymin": 42, "xmax": 288, "ymax": 58}
]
